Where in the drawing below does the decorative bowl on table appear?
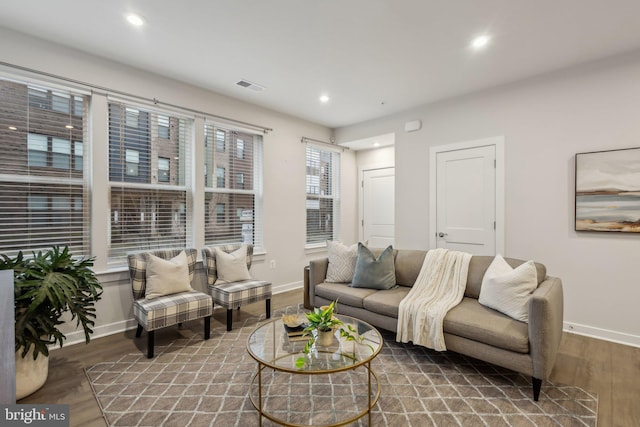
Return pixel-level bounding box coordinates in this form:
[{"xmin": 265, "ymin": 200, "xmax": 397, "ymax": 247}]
[{"xmin": 282, "ymin": 313, "xmax": 304, "ymax": 328}]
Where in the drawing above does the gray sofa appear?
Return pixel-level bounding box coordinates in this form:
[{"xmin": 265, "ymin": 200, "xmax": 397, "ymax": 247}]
[{"xmin": 307, "ymin": 249, "xmax": 564, "ymax": 401}]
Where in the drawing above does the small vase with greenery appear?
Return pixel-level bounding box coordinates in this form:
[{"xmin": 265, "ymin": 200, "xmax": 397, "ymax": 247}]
[
  {"xmin": 1, "ymin": 246, "xmax": 103, "ymax": 398},
  {"xmin": 295, "ymin": 301, "xmax": 373, "ymax": 369},
  {"xmin": 303, "ymin": 300, "xmax": 343, "ymax": 339}
]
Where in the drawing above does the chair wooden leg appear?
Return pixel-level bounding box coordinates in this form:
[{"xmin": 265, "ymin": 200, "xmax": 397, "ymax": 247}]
[
  {"xmin": 532, "ymin": 377, "xmax": 542, "ymax": 401},
  {"xmin": 226, "ymin": 309, "xmax": 233, "ymax": 331},
  {"xmin": 135, "ymin": 324, "xmax": 143, "ymax": 338},
  {"xmin": 204, "ymin": 316, "xmax": 211, "ymax": 340},
  {"xmin": 266, "ymin": 298, "xmax": 271, "ymax": 319},
  {"xmin": 147, "ymin": 330, "xmax": 155, "ymax": 359}
]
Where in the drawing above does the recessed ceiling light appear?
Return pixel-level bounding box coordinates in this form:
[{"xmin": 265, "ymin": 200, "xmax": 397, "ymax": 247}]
[
  {"xmin": 470, "ymin": 34, "xmax": 491, "ymax": 50},
  {"xmin": 373, "ymin": 142, "xmax": 380, "ymax": 147},
  {"xmin": 319, "ymin": 94, "xmax": 330, "ymax": 103},
  {"xmin": 126, "ymin": 13, "xmax": 145, "ymax": 27},
  {"xmin": 65, "ymin": 125, "xmax": 74, "ymax": 129},
  {"xmin": 8, "ymin": 126, "xmax": 17, "ymax": 131}
]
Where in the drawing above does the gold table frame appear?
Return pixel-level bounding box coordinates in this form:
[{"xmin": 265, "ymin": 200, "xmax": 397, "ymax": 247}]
[{"xmin": 246, "ymin": 314, "xmax": 383, "ymax": 427}]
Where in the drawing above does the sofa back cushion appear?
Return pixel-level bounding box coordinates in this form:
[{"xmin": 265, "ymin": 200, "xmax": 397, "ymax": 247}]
[
  {"xmin": 465, "ymin": 256, "xmax": 547, "ymax": 299},
  {"xmin": 347, "ymin": 249, "xmax": 547, "ymax": 298},
  {"xmin": 394, "ymin": 250, "xmax": 427, "ymax": 286}
]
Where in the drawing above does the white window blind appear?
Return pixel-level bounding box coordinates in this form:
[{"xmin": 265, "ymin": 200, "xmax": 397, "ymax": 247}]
[
  {"xmin": 204, "ymin": 121, "xmax": 263, "ymax": 249},
  {"xmin": 108, "ymin": 101, "xmax": 193, "ymax": 264},
  {"xmin": 0, "ymin": 78, "xmax": 89, "ymax": 256},
  {"xmin": 306, "ymin": 144, "xmax": 340, "ymax": 245}
]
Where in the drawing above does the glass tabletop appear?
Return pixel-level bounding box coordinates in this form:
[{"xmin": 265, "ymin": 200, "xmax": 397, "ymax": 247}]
[{"xmin": 246, "ymin": 313, "xmax": 383, "ymax": 373}]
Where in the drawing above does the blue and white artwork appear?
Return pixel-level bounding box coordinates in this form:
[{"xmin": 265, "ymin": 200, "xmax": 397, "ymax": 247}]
[{"xmin": 575, "ymin": 147, "xmax": 640, "ymax": 232}]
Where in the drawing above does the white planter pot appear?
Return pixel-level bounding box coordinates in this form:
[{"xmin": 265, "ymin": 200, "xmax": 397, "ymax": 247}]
[{"xmin": 15, "ymin": 347, "xmax": 49, "ymax": 400}]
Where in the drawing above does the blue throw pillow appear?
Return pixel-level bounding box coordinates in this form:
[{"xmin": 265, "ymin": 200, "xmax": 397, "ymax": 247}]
[{"xmin": 350, "ymin": 243, "xmax": 396, "ymax": 290}]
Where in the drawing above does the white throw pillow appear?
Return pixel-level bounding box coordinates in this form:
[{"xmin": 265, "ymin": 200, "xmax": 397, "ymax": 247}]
[
  {"xmin": 214, "ymin": 245, "xmax": 252, "ymax": 284},
  {"xmin": 478, "ymin": 255, "xmax": 538, "ymax": 322},
  {"xmin": 326, "ymin": 240, "xmax": 360, "ymax": 283},
  {"xmin": 145, "ymin": 251, "xmax": 193, "ymax": 300}
]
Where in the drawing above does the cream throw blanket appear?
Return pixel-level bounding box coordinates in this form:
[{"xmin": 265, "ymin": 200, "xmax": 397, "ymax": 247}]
[{"xmin": 396, "ymin": 248, "xmax": 471, "ymax": 351}]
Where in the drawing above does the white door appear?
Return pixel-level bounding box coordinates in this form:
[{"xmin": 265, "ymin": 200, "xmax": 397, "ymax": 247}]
[
  {"xmin": 435, "ymin": 146, "xmax": 496, "ymax": 255},
  {"xmin": 362, "ymin": 167, "xmax": 395, "ymax": 247}
]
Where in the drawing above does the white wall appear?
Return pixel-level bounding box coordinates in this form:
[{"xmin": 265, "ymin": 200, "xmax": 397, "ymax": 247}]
[
  {"xmin": 356, "ymin": 146, "xmax": 395, "ymax": 171},
  {"xmin": 0, "ymin": 27, "xmax": 358, "ymax": 342},
  {"xmin": 335, "ymin": 51, "xmax": 640, "ymax": 347}
]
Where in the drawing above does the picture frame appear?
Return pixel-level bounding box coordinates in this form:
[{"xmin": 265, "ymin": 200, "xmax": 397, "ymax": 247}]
[{"xmin": 575, "ymin": 147, "xmax": 640, "ymax": 232}]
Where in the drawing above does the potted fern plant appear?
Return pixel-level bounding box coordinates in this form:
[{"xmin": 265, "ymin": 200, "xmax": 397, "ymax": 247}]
[{"xmin": 0, "ymin": 246, "xmax": 102, "ymax": 399}]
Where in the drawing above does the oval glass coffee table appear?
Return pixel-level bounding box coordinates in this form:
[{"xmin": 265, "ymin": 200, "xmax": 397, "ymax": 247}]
[{"xmin": 246, "ymin": 313, "xmax": 383, "ymax": 426}]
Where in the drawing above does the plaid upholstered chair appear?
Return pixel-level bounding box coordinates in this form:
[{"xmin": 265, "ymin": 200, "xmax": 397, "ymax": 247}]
[
  {"xmin": 128, "ymin": 248, "xmax": 212, "ymax": 358},
  {"xmin": 202, "ymin": 244, "xmax": 271, "ymax": 331}
]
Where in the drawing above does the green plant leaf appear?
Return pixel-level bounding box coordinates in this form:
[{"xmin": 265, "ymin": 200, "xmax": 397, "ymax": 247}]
[{"xmin": 4, "ymin": 245, "xmax": 103, "ymax": 360}]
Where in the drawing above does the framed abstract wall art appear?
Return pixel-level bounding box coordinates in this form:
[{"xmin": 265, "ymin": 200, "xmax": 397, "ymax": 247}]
[{"xmin": 575, "ymin": 147, "xmax": 640, "ymax": 232}]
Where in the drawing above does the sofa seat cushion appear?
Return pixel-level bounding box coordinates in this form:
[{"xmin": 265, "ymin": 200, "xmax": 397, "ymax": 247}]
[
  {"xmin": 444, "ymin": 297, "xmax": 529, "ymax": 354},
  {"xmin": 315, "ymin": 282, "xmax": 377, "ymax": 308},
  {"xmin": 362, "ymin": 286, "xmax": 412, "ymax": 318}
]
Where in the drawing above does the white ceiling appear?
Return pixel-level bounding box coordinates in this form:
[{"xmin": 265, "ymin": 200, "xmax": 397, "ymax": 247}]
[{"xmin": 2, "ymin": 1, "xmax": 640, "ymax": 128}]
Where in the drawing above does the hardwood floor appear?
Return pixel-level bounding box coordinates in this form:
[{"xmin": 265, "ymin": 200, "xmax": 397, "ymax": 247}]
[{"xmin": 19, "ymin": 289, "xmax": 640, "ymax": 426}]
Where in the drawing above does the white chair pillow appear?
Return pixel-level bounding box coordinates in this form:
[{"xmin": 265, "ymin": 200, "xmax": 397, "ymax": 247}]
[
  {"xmin": 478, "ymin": 254, "xmax": 538, "ymax": 322},
  {"xmin": 214, "ymin": 245, "xmax": 252, "ymax": 284},
  {"xmin": 145, "ymin": 251, "xmax": 193, "ymax": 299}
]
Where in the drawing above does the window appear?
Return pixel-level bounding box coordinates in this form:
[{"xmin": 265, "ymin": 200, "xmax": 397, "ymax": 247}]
[
  {"xmin": 216, "ymin": 166, "xmax": 225, "ymax": 188},
  {"xmin": 125, "ymin": 149, "xmax": 140, "ymax": 176},
  {"xmin": 51, "ymin": 138, "xmax": 71, "ymax": 169},
  {"xmin": 215, "ymin": 129, "xmax": 225, "ymax": 152},
  {"xmin": 0, "ymin": 73, "xmax": 270, "ymax": 269},
  {"xmin": 28, "ymin": 87, "xmax": 48, "ymax": 109},
  {"xmin": 158, "ymin": 157, "xmax": 170, "ymax": 182},
  {"xmin": 51, "ymin": 92, "xmax": 70, "ymax": 114},
  {"xmin": 27, "ymin": 133, "xmax": 80, "ymax": 170},
  {"xmin": 27, "ymin": 133, "xmax": 47, "ymax": 167},
  {"xmin": 204, "ymin": 122, "xmax": 263, "ymax": 248},
  {"xmin": 157, "ymin": 115, "xmax": 170, "ymax": 139},
  {"xmin": 125, "ymin": 107, "xmax": 140, "ymax": 128},
  {"xmin": 0, "ymin": 79, "xmax": 88, "ymax": 256},
  {"xmin": 108, "ymin": 102, "xmax": 192, "ymax": 263},
  {"xmin": 215, "ymin": 203, "xmax": 225, "ymax": 224},
  {"xmin": 27, "ymin": 87, "xmax": 83, "ymax": 117},
  {"xmin": 305, "ymin": 144, "xmax": 340, "ymax": 245},
  {"xmin": 237, "ymin": 139, "xmax": 244, "ymax": 159},
  {"xmin": 74, "ymin": 141, "xmax": 83, "ymax": 171},
  {"xmin": 73, "ymin": 96, "xmax": 83, "ymax": 116}
]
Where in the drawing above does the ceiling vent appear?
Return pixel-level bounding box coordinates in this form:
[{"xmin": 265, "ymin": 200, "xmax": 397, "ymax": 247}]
[{"xmin": 236, "ymin": 79, "xmax": 265, "ymax": 92}]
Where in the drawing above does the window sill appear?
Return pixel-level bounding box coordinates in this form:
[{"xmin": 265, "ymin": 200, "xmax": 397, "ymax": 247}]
[{"xmin": 304, "ymin": 243, "xmax": 327, "ymax": 255}]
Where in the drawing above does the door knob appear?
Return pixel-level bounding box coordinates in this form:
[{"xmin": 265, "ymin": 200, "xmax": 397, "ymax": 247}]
[{"xmin": 438, "ymin": 232, "xmax": 448, "ymax": 238}]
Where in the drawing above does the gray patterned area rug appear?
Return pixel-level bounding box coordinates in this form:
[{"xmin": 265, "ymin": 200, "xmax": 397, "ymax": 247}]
[{"xmin": 85, "ymin": 307, "xmax": 597, "ymax": 427}]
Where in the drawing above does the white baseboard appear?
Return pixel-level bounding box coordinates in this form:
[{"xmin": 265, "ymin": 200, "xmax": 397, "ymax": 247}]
[
  {"xmin": 273, "ymin": 280, "xmax": 303, "ymax": 294},
  {"xmin": 54, "ymin": 281, "xmax": 305, "ymax": 350},
  {"xmin": 564, "ymin": 321, "xmax": 640, "ymax": 348},
  {"xmin": 53, "ymin": 318, "xmax": 139, "ymax": 349}
]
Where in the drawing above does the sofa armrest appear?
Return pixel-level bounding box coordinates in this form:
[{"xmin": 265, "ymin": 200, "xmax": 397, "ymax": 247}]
[
  {"xmin": 528, "ymin": 276, "xmax": 564, "ymax": 380},
  {"xmin": 307, "ymin": 258, "xmax": 329, "ymax": 308}
]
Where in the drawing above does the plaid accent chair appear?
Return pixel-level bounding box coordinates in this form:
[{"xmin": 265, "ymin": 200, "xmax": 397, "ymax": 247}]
[
  {"xmin": 128, "ymin": 248, "xmax": 212, "ymax": 358},
  {"xmin": 202, "ymin": 244, "xmax": 272, "ymax": 331}
]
